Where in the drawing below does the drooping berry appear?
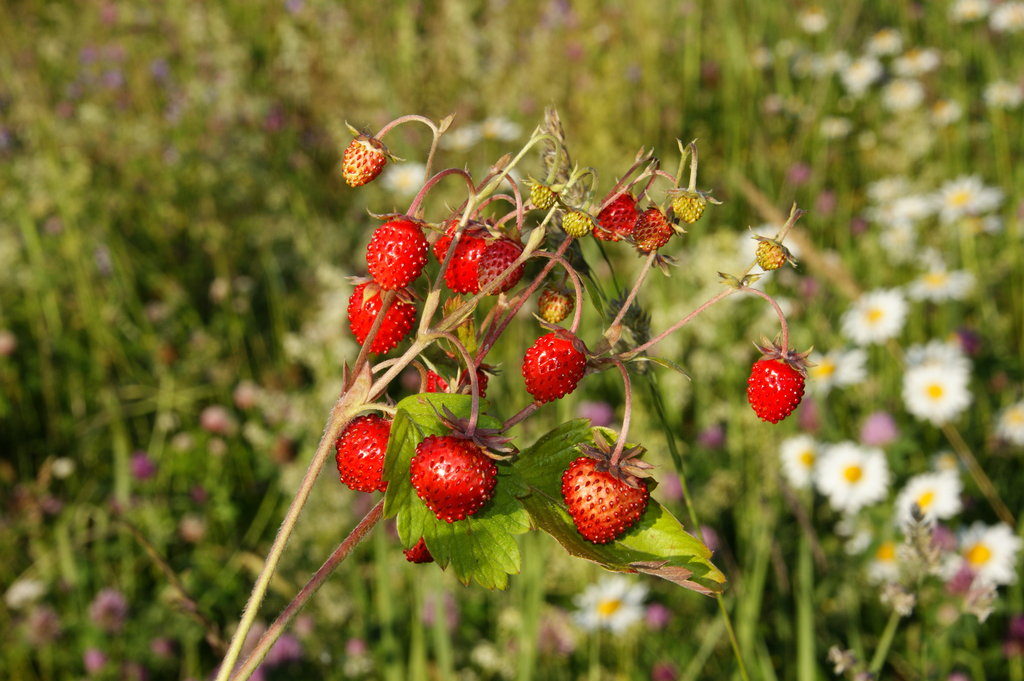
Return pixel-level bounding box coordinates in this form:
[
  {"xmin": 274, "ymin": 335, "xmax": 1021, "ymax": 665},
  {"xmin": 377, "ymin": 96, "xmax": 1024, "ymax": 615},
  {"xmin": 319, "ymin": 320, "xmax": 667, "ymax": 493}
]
[
  {"xmin": 410, "ymin": 435, "xmax": 498, "ymax": 523},
  {"xmin": 366, "ymin": 219, "xmax": 429, "ymax": 290},
  {"xmin": 747, "ymin": 358, "xmax": 806, "ymax": 424},
  {"xmin": 632, "ymin": 208, "xmax": 673, "ymax": 253},
  {"xmin": 476, "ymin": 237, "xmax": 525, "ymax": 294},
  {"xmin": 334, "ymin": 414, "xmax": 391, "ymax": 493},
  {"xmin": 538, "ymin": 285, "xmax": 574, "ymax": 324},
  {"xmin": 403, "ymin": 537, "xmax": 434, "ymax": 563},
  {"xmin": 595, "ymin": 193, "xmax": 639, "ymax": 242},
  {"xmin": 529, "ymin": 181, "xmax": 558, "ymax": 210},
  {"xmin": 341, "ymin": 134, "xmax": 389, "ymax": 187},
  {"xmin": 346, "ymin": 282, "xmax": 417, "ymax": 354},
  {"xmin": 670, "ymin": 190, "xmax": 707, "ymax": 224},
  {"xmin": 522, "ymin": 332, "xmax": 587, "ymax": 403},
  {"xmin": 754, "ymin": 237, "xmax": 793, "ymax": 271},
  {"xmin": 561, "ymin": 456, "xmax": 650, "ymax": 544},
  {"xmin": 561, "ymin": 210, "xmax": 595, "ymax": 238}
]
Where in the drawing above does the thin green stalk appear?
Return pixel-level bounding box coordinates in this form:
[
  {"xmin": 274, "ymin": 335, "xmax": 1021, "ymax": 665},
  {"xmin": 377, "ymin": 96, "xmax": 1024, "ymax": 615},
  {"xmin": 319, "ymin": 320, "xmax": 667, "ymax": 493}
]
[
  {"xmin": 796, "ymin": 531, "xmax": 816, "ymax": 681},
  {"xmin": 869, "ymin": 611, "xmax": 902, "ymax": 674}
]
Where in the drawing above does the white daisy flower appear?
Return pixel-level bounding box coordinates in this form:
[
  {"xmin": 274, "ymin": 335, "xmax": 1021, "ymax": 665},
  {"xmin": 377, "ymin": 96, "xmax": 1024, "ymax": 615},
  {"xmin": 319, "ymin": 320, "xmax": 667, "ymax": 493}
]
[
  {"xmin": 573, "ymin": 576, "xmax": 648, "ymax": 633},
  {"xmin": 4, "ymin": 579, "xmax": 46, "ymax": 610},
  {"xmin": 894, "ymin": 471, "xmax": 963, "ymax": 526},
  {"xmin": 889, "ymin": 194, "xmax": 935, "ymax": 225},
  {"xmin": 878, "ymin": 223, "xmax": 919, "ymax": 262},
  {"xmin": 931, "ymin": 99, "xmax": 963, "ymax": 126},
  {"xmin": 867, "ymin": 176, "xmax": 910, "ymax": 204},
  {"xmin": 867, "ymin": 540, "xmax": 901, "ymax": 583},
  {"xmin": 905, "ymin": 339, "xmax": 971, "ymax": 372},
  {"xmin": 807, "ymin": 348, "xmax": 867, "ymax": 393},
  {"xmin": 954, "ymin": 523, "xmax": 1022, "ymax": 585},
  {"xmin": 751, "ymin": 46, "xmax": 773, "ymax": 69},
  {"xmin": 841, "ymin": 289, "xmax": 908, "ymax": 345},
  {"xmin": 381, "ymin": 162, "xmax": 427, "ymax": 197},
  {"xmin": 932, "ymin": 451, "xmax": 960, "ymax": 473},
  {"xmin": 814, "ymin": 51, "xmax": 852, "ymax": 76},
  {"xmin": 882, "ymin": 78, "xmax": 925, "ymax": 112},
  {"xmin": 480, "ymin": 116, "xmax": 522, "ymax": 142},
  {"xmin": 984, "ymin": 80, "xmax": 1024, "ymax": 109},
  {"xmin": 893, "ymin": 48, "xmax": 941, "ymax": 77},
  {"xmin": 780, "ymin": 435, "xmax": 819, "ymax": 489},
  {"xmin": 820, "ymin": 116, "xmax": 853, "ymax": 139},
  {"xmin": 950, "ymin": 0, "xmax": 990, "ymax": 22},
  {"xmin": 996, "ymin": 401, "xmax": 1024, "ymax": 445},
  {"xmin": 440, "ymin": 124, "xmax": 482, "ymax": 151},
  {"xmin": 841, "ymin": 56, "xmax": 884, "ymax": 96},
  {"xmin": 903, "ymin": 363, "xmax": 971, "ymax": 425},
  {"xmin": 51, "ymin": 457, "xmax": 76, "ymax": 479},
  {"xmin": 797, "ymin": 6, "xmax": 828, "ymax": 33},
  {"xmin": 815, "ymin": 442, "xmax": 890, "ymax": 514},
  {"xmin": 908, "ymin": 267, "xmax": 974, "ymax": 302},
  {"xmin": 933, "ymin": 175, "xmax": 1004, "ymax": 223},
  {"xmin": 991, "ymin": 1, "xmax": 1024, "ymax": 32},
  {"xmin": 866, "ymin": 28, "xmax": 903, "ymax": 55}
]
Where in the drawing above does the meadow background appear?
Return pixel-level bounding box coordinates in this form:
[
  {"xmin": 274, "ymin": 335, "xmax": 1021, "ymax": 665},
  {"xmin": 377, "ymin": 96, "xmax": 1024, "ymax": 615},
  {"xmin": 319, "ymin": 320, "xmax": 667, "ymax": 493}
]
[{"xmin": 2, "ymin": 1, "xmax": 1023, "ymax": 680}]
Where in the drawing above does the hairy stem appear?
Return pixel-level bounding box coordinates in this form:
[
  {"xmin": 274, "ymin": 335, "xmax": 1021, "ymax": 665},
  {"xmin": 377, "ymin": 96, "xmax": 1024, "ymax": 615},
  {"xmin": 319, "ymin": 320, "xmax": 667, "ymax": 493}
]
[
  {"xmin": 438, "ymin": 331, "xmax": 482, "ymax": 433},
  {"xmin": 229, "ymin": 501, "xmax": 385, "ymax": 681},
  {"xmin": 740, "ymin": 286, "xmax": 791, "ymax": 353},
  {"xmin": 374, "ymin": 113, "xmax": 438, "ymax": 140},
  {"xmin": 609, "ymin": 360, "xmax": 633, "ymax": 466},
  {"xmin": 406, "ymin": 168, "xmax": 476, "ymax": 219},
  {"xmin": 622, "ymin": 288, "xmax": 736, "ymax": 360},
  {"xmin": 606, "ymin": 251, "xmax": 656, "ymax": 338},
  {"xmin": 502, "ymin": 402, "xmax": 539, "ymax": 431}
]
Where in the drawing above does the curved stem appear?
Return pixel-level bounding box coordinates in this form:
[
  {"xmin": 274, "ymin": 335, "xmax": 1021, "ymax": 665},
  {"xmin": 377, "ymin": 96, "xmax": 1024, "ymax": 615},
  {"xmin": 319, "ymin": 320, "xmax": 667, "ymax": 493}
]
[
  {"xmin": 740, "ymin": 287, "xmax": 790, "ymax": 353},
  {"xmin": 622, "ymin": 288, "xmax": 737, "ymax": 360},
  {"xmin": 609, "ymin": 360, "xmax": 633, "ymax": 466},
  {"xmin": 229, "ymin": 501, "xmax": 385, "ymax": 681},
  {"xmin": 502, "ymin": 403, "xmax": 539, "ymax": 431},
  {"xmin": 530, "ymin": 250, "xmax": 585, "ymax": 334},
  {"xmin": 606, "ymin": 252, "xmax": 655, "ymax": 339},
  {"xmin": 374, "ymin": 114, "xmax": 438, "ymax": 141},
  {"xmin": 599, "ymin": 151, "xmax": 655, "ymax": 212},
  {"xmin": 349, "ymin": 291, "xmax": 396, "ymax": 384},
  {"xmin": 406, "ymin": 168, "xmax": 476, "ymax": 218},
  {"xmin": 437, "ymin": 331, "xmax": 481, "ymax": 433}
]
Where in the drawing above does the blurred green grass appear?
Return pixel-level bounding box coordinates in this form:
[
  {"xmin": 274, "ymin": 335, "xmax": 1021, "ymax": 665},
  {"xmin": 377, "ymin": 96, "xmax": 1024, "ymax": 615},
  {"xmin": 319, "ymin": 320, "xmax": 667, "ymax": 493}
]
[{"xmin": 2, "ymin": 1, "xmax": 1023, "ymax": 680}]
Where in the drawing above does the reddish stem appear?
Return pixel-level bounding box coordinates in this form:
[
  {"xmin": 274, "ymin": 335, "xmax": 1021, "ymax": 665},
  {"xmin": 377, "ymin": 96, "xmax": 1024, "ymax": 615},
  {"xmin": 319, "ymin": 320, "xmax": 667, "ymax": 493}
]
[
  {"xmin": 502, "ymin": 403, "xmax": 539, "ymax": 431},
  {"xmin": 607, "ymin": 251, "xmax": 655, "ymax": 336},
  {"xmin": 598, "ymin": 153, "xmax": 655, "ymax": 213},
  {"xmin": 374, "ymin": 114, "xmax": 436, "ymax": 140},
  {"xmin": 530, "ymin": 251, "xmax": 585, "ymax": 334},
  {"xmin": 609, "ymin": 359, "xmax": 633, "ymax": 466},
  {"xmin": 741, "ymin": 287, "xmax": 790, "ymax": 353},
  {"xmin": 438, "ymin": 331, "xmax": 482, "ymax": 433},
  {"xmin": 406, "ymin": 168, "xmax": 476, "ymax": 218},
  {"xmin": 622, "ymin": 288, "xmax": 737, "ymax": 360},
  {"xmin": 349, "ymin": 290, "xmax": 396, "ymax": 387}
]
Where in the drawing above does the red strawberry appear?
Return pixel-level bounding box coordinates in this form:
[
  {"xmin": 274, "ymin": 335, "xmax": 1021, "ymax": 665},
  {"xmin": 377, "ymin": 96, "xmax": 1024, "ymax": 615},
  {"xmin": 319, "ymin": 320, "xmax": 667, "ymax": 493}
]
[
  {"xmin": 342, "ymin": 134, "xmax": 389, "ymax": 187},
  {"xmin": 366, "ymin": 219, "xmax": 428, "ymax": 290},
  {"xmin": 561, "ymin": 456, "xmax": 650, "ymax": 544},
  {"xmin": 596, "ymin": 193, "xmax": 639, "ymax": 242},
  {"xmin": 425, "ymin": 370, "xmax": 450, "ymax": 393},
  {"xmin": 347, "ymin": 282, "xmax": 417, "ymax": 354},
  {"xmin": 410, "ymin": 435, "xmax": 498, "ymax": 522},
  {"xmin": 334, "ymin": 414, "xmax": 391, "ymax": 493},
  {"xmin": 403, "ymin": 537, "xmax": 434, "ymax": 563},
  {"xmin": 457, "ymin": 366, "xmax": 490, "ymax": 398},
  {"xmin": 747, "ymin": 358, "xmax": 806, "ymax": 424},
  {"xmin": 439, "ymin": 229, "xmax": 488, "ymax": 294},
  {"xmin": 476, "ymin": 237, "xmax": 525, "ymax": 294},
  {"xmin": 522, "ymin": 332, "xmax": 587, "ymax": 403},
  {"xmin": 633, "ymin": 207, "xmax": 673, "ymax": 253}
]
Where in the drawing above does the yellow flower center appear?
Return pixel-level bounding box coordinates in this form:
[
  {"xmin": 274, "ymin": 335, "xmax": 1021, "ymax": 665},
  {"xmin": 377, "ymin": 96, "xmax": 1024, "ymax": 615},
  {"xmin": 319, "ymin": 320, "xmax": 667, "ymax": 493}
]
[
  {"xmin": 866, "ymin": 308, "xmax": 884, "ymax": 323},
  {"xmin": 965, "ymin": 543, "xmax": 992, "ymax": 567},
  {"xmin": 916, "ymin": 490, "xmax": 936, "ymax": 510},
  {"xmin": 1008, "ymin": 408, "xmax": 1024, "ymax": 425},
  {"xmin": 926, "ymin": 384, "xmax": 945, "ymax": 400},
  {"xmin": 876, "ymin": 541, "xmax": 896, "ymax": 562},
  {"xmin": 811, "ymin": 361, "xmax": 836, "ymax": 379},
  {"xmin": 597, "ymin": 599, "xmax": 622, "ymax": 617},
  {"xmin": 843, "ymin": 465, "xmax": 863, "ymax": 483},
  {"xmin": 924, "ymin": 272, "xmax": 948, "ymax": 288},
  {"xmin": 799, "ymin": 450, "xmax": 815, "ymax": 468},
  {"xmin": 948, "ymin": 190, "xmax": 972, "ymax": 207}
]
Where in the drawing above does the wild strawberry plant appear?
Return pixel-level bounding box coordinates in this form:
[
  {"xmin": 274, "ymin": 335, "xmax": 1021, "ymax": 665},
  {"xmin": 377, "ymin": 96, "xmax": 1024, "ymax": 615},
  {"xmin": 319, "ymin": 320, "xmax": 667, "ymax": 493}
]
[{"xmin": 214, "ymin": 110, "xmax": 808, "ymax": 680}]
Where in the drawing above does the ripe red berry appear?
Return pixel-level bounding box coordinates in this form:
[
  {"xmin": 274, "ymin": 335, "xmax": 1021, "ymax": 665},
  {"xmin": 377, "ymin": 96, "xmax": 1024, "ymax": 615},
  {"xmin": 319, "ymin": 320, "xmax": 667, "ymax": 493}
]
[
  {"xmin": 522, "ymin": 332, "xmax": 587, "ymax": 403},
  {"xmin": 457, "ymin": 366, "xmax": 490, "ymax": 398},
  {"xmin": 436, "ymin": 226, "xmax": 488, "ymax": 294},
  {"xmin": 342, "ymin": 135, "xmax": 388, "ymax": 187},
  {"xmin": 366, "ymin": 219, "xmax": 428, "ymax": 290},
  {"xmin": 410, "ymin": 435, "xmax": 498, "ymax": 523},
  {"xmin": 476, "ymin": 238, "xmax": 525, "ymax": 294},
  {"xmin": 403, "ymin": 537, "xmax": 434, "ymax": 563},
  {"xmin": 561, "ymin": 456, "xmax": 650, "ymax": 544},
  {"xmin": 633, "ymin": 207, "xmax": 673, "ymax": 253},
  {"xmin": 424, "ymin": 370, "xmax": 450, "ymax": 393},
  {"xmin": 346, "ymin": 282, "xmax": 417, "ymax": 354},
  {"xmin": 595, "ymin": 193, "xmax": 639, "ymax": 242},
  {"xmin": 334, "ymin": 414, "xmax": 391, "ymax": 493},
  {"xmin": 747, "ymin": 358, "xmax": 805, "ymax": 423}
]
